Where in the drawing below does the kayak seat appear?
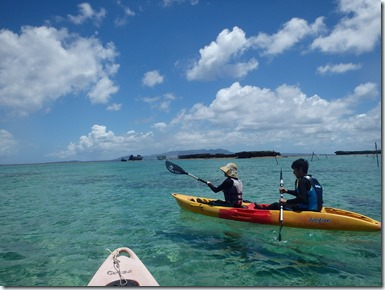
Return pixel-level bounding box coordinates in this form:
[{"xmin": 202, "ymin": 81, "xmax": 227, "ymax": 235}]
[{"xmin": 195, "ymin": 198, "xmax": 246, "ymax": 208}]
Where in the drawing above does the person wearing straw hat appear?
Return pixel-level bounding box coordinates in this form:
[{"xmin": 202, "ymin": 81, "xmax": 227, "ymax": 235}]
[{"xmin": 203, "ymin": 162, "xmax": 243, "ymax": 207}]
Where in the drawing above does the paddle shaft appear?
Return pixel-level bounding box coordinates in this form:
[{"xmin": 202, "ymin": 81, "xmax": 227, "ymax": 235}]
[
  {"xmin": 187, "ymin": 172, "xmax": 207, "ymax": 184},
  {"xmin": 165, "ymin": 161, "xmax": 207, "ymax": 184},
  {"xmin": 278, "ymin": 168, "xmax": 284, "ymax": 241}
]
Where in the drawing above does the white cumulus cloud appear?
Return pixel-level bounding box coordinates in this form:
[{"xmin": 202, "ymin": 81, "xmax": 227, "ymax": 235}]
[
  {"xmin": 165, "ymin": 82, "xmax": 380, "ymax": 152},
  {"xmin": 311, "ymin": 0, "xmax": 380, "ymax": 54},
  {"xmin": 344, "ymin": 82, "xmax": 378, "ymax": 105},
  {"xmin": 152, "ymin": 122, "xmax": 168, "ymax": 131},
  {"xmin": 51, "ymin": 125, "xmax": 154, "ymax": 160},
  {"xmin": 114, "ymin": 0, "xmax": 136, "ymax": 26},
  {"xmin": 142, "ymin": 70, "xmax": 164, "ymax": 87},
  {"xmin": 107, "ymin": 103, "xmax": 122, "ymax": 111},
  {"xmin": 142, "ymin": 93, "xmax": 176, "ymax": 112},
  {"xmin": 0, "ymin": 129, "xmax": 17, "ymax": 157},
  {"xmin": 186, "ymin": 26, "xmax": 258, "ymax": 81},
  {"xmin": 162, "ymin": 0, "xmax": 199, "ymax": 7},
  {"xmin": 316, "ymin": 63, "xmax": 362, "ymax": 75},
  {"xmin": 0, "ymin": 26, "xmax": 119, "ymax": 116},
  {"xmin": 68, "ymin": 2, "xmax": 107, "ymax": 25},
  {"xmin": 254, "ymin": 17, "xmax": 325, "ymax": 55},
  {"xmin": 88, "ymin": 77, "xmax": 119, "ymax": 104}
]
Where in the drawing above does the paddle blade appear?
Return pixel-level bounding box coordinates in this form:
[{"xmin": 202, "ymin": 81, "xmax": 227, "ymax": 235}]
[{"xmin": 165, "ymin": 161, "xmax": 187, "ymax": 175}]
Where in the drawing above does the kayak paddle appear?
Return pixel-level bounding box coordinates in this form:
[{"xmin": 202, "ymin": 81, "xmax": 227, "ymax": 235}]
[
  {"xmin": 165, "ymin": 160, "xmax": 207, "ymax": 184},
  {"xmin": 278, "ymin": 167, "xmax": 284, "ymax": 241}
]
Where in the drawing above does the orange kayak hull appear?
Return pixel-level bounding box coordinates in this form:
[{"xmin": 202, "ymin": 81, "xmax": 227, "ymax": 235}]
[{"xmin": 172, "ymin": 193, "xmax": 381, "ymax": 231}]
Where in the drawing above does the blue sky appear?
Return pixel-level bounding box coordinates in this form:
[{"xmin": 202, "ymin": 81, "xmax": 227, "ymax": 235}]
[{"xmin": 0, "ymin": 0, "xmax": 381, "ymax": 164}]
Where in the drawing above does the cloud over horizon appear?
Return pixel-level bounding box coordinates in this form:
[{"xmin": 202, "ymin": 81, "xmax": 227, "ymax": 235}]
[
  {"xmin": 50, "ymin": 124, "xmax": 154, "ymax": 160},
  {"xmin": 50, "ymin": 80, "xmax": 380, "ymax": 161},
  {"xmin": 162, "ymin": 81, "xmax": 380, "ymax": 152}
]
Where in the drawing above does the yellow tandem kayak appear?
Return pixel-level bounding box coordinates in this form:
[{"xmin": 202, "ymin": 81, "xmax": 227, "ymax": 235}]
[
  {"xmin": 172, "ymin": 193, "xmax": 381, "ymax": 232},
  {"xmin": 88, "ymin": 247, "xmax": 159, "ymax": 286}
]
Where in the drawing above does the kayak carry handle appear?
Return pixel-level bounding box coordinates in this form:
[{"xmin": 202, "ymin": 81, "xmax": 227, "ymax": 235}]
[{"xmin": 112, "ymin": 247, "xmax": 140, "ymax": 261}]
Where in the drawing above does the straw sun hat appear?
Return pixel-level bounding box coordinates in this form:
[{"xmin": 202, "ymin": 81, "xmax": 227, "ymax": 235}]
[{"xmin": 220, "ymin": 163, "xmax": 238, "ymax": 178}]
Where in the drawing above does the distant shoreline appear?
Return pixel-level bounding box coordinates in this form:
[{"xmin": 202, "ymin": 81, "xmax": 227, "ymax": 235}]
[
  {"xmin": 178, "ymin": 150, "xmax": 280, "ymax": 159},
  {"xmin": 334, "ymin": 150, "xmax": 381, "ymax": 155},
  {"xmin": 1, "ymin": 150, "xmax": 380, "ymax": 166}
]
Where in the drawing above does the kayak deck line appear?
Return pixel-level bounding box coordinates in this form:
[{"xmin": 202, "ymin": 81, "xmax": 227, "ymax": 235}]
[
  {"xmin": 172, "ymin": 193, "xmax": 381, "ymax": 232},
  {"xmin": 88, "ymin": 247, "xmax": 159, "ymax": 286}
]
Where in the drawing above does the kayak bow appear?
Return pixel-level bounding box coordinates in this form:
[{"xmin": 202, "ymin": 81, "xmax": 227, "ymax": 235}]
[{"xmin": 172, "ymin": 193, "xmax": 381, "ymax": 232}]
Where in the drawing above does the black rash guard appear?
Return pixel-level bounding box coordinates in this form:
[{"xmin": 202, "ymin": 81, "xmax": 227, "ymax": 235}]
[
  {"xmin": 207, "ymin": 177, "xmax": 243, "ymax": 207},
  {"xmin": 285, "ymin": 177, "xmax": 312, "ymax": 208},
  {"xmin": 207, "ymin": 177, "xmax": 234, "ymax": 193}
]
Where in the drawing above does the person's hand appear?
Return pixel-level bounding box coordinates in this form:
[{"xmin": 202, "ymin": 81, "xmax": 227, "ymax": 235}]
[
  {"xmin": 279, "ymin": 187, "xmax": 287, "ymax": 193},
  {"xmin": 206, "ymin": 181, "xmax": 211, "ymax": 185},
  {"xmin": 279, "ymin": 198, "xmax": 287, "ymax": 203}
]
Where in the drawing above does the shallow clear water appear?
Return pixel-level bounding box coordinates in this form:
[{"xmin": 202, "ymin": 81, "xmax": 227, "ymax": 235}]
[{"xmin": 0, "ymin": 155, "xmax": 381, "ymax": 286}]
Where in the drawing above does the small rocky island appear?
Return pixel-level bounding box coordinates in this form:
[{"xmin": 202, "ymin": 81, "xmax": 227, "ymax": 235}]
[
  {"xmin": 121, "ymin": 154, "xmax": 143, "ymax": 161},
  {"xmin": 178, "ymin": 150, "xmax": 281, "ymax": 159},
  {"xmin": 334, "ymin": 150, "xmax": 381, "ymax": 155}
]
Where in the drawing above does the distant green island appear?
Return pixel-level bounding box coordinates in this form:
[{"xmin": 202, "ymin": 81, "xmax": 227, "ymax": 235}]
[
  {"xmin": 334, "ymin": 150, "xmax": 381, "ymax": 155},
  {"xmin": 117, "ymin": 148, "xmax": 381, "ymax": 161},
  {"xmin": 178, "ymin": 150, "xmax": 281, "ymax": 159}
]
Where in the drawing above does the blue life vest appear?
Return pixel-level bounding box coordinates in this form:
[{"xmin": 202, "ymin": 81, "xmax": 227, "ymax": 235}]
[
  {"xmin": 223, "ymin": 178, "xmax": 243, "ymax": 207},
  {"xmin": 296, "ymin": 177, "xmax": 318, "ymax": 211},
  {"xmin": 305, "ymin": 175, "xmax": 323, "ymax": 211}
]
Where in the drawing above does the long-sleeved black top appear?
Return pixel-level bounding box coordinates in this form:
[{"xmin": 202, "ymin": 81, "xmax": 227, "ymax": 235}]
[
  {"xmin": 285, "ymin": 177, "xmax": 312, "ymax": 207},
  {"xmin": 207, "ymin": 177, "xmax": 234, "ymax": 193},
  {"xmin": 207, "ymin": 177, "xmax": 243, "ymax": 207}
]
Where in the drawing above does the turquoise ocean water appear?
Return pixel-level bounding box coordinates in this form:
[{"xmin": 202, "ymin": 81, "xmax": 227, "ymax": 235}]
[{"xmin": 0, "ymin": 155, "xmax": 382, "ymax": 286}]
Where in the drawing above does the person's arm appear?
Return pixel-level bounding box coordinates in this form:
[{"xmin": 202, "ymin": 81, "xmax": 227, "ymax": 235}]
[
  {"xmin": 207, "ymin": 178, "xmax": 232, "ymax": 193},
  {"xmin": 279, "ymin": 181, "xmax": 297, "ymax": 196},
  {"xmin": 285, "ymin": 178, "xmax": 309, "ymax": 205},
  {"xmin": 285, "ymin": 189, "xmax": 297, "ymax": 196}
]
